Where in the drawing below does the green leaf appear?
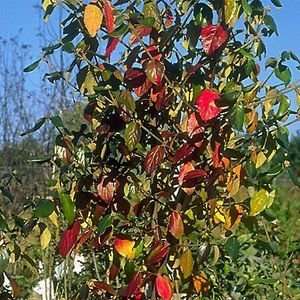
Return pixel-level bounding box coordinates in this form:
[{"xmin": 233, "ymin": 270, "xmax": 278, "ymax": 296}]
[
  {"xmin": 264, "ymin": 15, "xmax": 278, "ymax": 35},
  {"xmin": 97, "ymin": 215, "xmax": 112, "ymax": 234},
  {"xmin": 34, "ymin": 199, "xmax": 55, "ymax": 218},
  {"xmin": 59, "ymin": 192, "xmax": 75, "ymax": 225},
  {"xmin": 194, "ymin": 3, "xmax": 213, "ymax": 26},
  {"xmin": 276, "ymin": 94, "xmax": 290, "ymax": 119},
  {"xmin": 265, "ymin": 57, "xmax": 277, "ymax": 69},
  {"xmin": 24, "ymin": 59, "xmax": 41, "ymax": 72},
  {"xmin": 225, "ymin": 237, "xmax": 240, "ymax": 261},
  {"xmin": 270, "ymin": 0, "xmax": 282, "ymax": 7},
  {"xmin": 232, "ymin": 103, "xmax": 245, "ymax": 131},
  {"xmin": 118, "ymin": 90, "xmax": 136, "ymax": 112},
  {"xmin": 275, "ymin": 64, "xmax": 291, "ymax": 84},
  {"xmin": 20, "ymin": 117, "xmax": 47, "ymax": 136},
  {"xmin": 50, "ymin": 115, "xmax": 64, "ymax": 128},
  {"xmin": 124, "ymin": 122, "xmax": 141, "ymax": 152},
  {"xmin": 241, "ymin": 0, "xmax": 252, "ymax": 16}
]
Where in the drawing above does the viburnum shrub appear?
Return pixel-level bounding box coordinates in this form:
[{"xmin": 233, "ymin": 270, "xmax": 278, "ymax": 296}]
[{"xmin": 25, "ymin": 0, "xmax": 300, "ymax": 298}]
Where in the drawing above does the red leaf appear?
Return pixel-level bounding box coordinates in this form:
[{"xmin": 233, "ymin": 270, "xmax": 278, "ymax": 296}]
[
  {"xmin": 146, "ymin": 241, "xmax": 170, "ymax": 266},
  {"xmin": 141, "ymin": 44, "xmax": 162, "ymax": 64},
  {"xmin": 123, "ymin": 272, "xmax": 144, "ymax": 298},
  {"xmin": 105, "ymin": 37, "xmax": 119, "ymax": 57},
  {"xmin": 58, "ymin": 220, "xmax": 81, "ymax": 257},
  {"xmin": 195, "ymin": 89, "xmax": 221, "ymax": 122},
  {"xmin": 103, "ymin": 0, "xmax": 116, "ymax": 33},
  {"xmin": 187, "ymin": 112, "xmax": 204, "ymax": 137},
  {"xmin": 181, "ymin": 169, "xmax": 208, "ymax": 188},
  {"xmin": 168, "ymin": 211, "xmax": 184, "ymax": 239},
  {"xmin": 172, "ymin": 144, "xmax": 196, "ymax": 164},
  {"xmin": 200, "ymin": 24, "xmax": 229, "ymax": 56},
  {"xmin": 130, "ymin": 25, "xmax": 152, "ymax": 44},
  {"xmin": 145, "ymin": 60, "xmax": 165, "ymax": 85},
  {"xmin": 144, "ymin": 145, "xmax": 165, "ymax": 174},
  {"xmin": 97, "ymin": 176, "xmax": 120, "ymax": 203},
  {"xmin": 155, "ymin": 275, "xmax": 173, "ymax": 300}
]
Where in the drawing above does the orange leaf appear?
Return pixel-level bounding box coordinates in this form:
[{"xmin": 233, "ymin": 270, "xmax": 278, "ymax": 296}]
[
  {"xmin": 155, "ymin": 275, "xmax": 173, "ymax": 300},
  {"xmin": 178, "ymin": 162, "xmax": 195, "ymax": 195},
  {"xmin": 97, "ymin": 176, "xmax": 120, "ymax": 203},
  {"xmin": 168, "ymin": 211, "xmax": 184, "ymax": 239},
  {"xmin": 193, "ymin": 272, "xmax": 210, "ymax": 294},
  {"xmin": 114, "ymin": 238, "xmax": 135, "ymax": 258}
]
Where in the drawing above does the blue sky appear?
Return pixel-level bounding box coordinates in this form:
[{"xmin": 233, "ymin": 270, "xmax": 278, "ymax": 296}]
[{"xmin": 1, "ymin": 0, "xmax": 300, "ymax": 132}]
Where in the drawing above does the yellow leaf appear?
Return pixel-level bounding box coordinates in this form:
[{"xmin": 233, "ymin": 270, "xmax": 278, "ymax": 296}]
[
  {"xmin": 250, "ymin": 189, "xmax": 274, "ymax": 216},
  {"xmin": 255, "ymin": 151, "xmax": 267, "ymax": 169},
  {"xmin": 40, "ymin": 227, "xmax": 51, "ymax": 250},
  {"xmin": 42, "ymin": 0, "xmax": 56, "ymax": 11},
  {"xmin": 180, "ymin": 248, "xmax": 193, "ymax": 279},
  {"xmin": 84, "ymin": 4, "xmax": 103, "ymax": 37},
  {"xmin": 213, "ymin": 201, "xmax": 225, "ymax": 224},
  {"xmin": 49, "ymin": 211, "xmax": 59, "ymax": 227},
  {"xmin": 224, "ymin": 0, "xmax": 240, "ymax": 27}
]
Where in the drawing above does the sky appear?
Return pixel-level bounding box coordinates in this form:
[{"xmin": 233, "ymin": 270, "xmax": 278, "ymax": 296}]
[{"xmin": 1, "ymin": 0, "xmax": 300, "ymax": 132}]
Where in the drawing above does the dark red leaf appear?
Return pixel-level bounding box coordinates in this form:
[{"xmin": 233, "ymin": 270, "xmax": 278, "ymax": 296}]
[
  {"xmin": 134, "ymin": 78, "xmax": 153, "ymax": 97},
  {"xmin": 105, "ymin": 37, "xmax": 119, "ymax": 57},
  {"xmin": 155, "ymin": 275, "xmax": 173, "ymax": 300},
  {"xmin": 97, "ymin": 176, "xmax": 120, "ymax": 203},
  {"xmin": 181, "ymin": 169, "xmax": 208, "ymax": 188},
  {"xmin": 58, "ymin": 220, "xmax": 81, "ymax": 257},
  {"xmin": 144, "ymin": 145, "xmax": 165, "ymax": 174},
  {"xmin": 165, "ymin": 10, "xmax": 174, "ymax": 28},
  {"xmin": 130, "ymin": 25, "xmax": 152, "ymax": 44},
  {"xmin": 212, "ymin": 142, "xmax": 222, "ymax": 168},
  {"xmin": 103, "ymin": 0, "xmax": 116, "ymax": 33},
  {"xmin": 145, "ymin": 60, "xmax": 165, "ymax": 85},
  {"xmin": 124, "ymin": 68, "xmax": 147, "ymax": 88},
  {"xmin": 109, "ymin": 264, "xmax": 120, "ymax": 280},
  {"xmin": 76, "ymin": 229, "xmax": 92, "ymax": 250},
  {"xmin": 172, "ymin": 144, "xmax": 196, "ymax": 164},
  {"xmin": 195, "ymin": 89, "xmax": 221, "ymax": 122},
  {"xmin": 89, "ymin": 280, "xmax": 116, "ymax": 296},
  {"xmin": 200, "ymin": 24, "xmax": 229, "ymax": 56},
  {"xmin": 150, "ymin": 85, "xmax": 170, "ymax": 110},
  {"xmin": 123, "ymin": 272, "xmax": 144, "ymax": 298},
  {"xmin": 146, "ymin": 241, "xmax": 170, "ymax": 266}
]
